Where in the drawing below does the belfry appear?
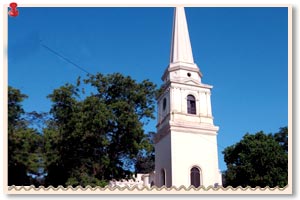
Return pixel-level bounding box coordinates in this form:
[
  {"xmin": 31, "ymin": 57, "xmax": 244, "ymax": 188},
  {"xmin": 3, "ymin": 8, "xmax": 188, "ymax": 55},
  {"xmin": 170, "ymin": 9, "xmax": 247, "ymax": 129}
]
[{"xmin": 154, "ymin": 7, "xmax": 222, "ymax": 188}]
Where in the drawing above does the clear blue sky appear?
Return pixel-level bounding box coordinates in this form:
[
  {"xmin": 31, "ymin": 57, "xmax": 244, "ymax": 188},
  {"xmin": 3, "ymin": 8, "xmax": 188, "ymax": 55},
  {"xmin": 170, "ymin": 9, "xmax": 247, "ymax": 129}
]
[{"xmin": 8, "ymin": 7, "xmax": 288, "ymax": 171}]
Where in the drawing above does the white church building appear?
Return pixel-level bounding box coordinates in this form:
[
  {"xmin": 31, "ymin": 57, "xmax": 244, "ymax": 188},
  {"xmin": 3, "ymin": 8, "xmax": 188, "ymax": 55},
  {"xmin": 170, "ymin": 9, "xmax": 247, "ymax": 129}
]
[{"xmin": 110, "ymin": 6, "xmax": 222, "ymax": 189}]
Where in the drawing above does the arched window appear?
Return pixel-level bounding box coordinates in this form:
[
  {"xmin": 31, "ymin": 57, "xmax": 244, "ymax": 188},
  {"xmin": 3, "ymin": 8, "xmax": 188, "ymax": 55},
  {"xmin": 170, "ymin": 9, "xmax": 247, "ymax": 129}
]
[
  {"xmin": 163, "ymin": 98, "xmax": 167, "ymax": 111},
  {"xmin": 190, "ymin": 167, "xmax": 201, "ymax": 187},
  {"xmin": 161, "ymin": 169, "xmax": 166, "ymax": 186},
  {"xmin": 187, "ymin": 95, "xmax": 196, "ymax": 114},
  {"xmin": 150, "ymin": 181, "xmax": 155, "ymax": 187}
]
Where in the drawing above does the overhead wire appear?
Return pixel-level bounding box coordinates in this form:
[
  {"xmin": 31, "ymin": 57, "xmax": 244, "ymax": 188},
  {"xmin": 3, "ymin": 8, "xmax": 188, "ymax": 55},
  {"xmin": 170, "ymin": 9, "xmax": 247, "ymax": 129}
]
[{"xmin": 40, "ymin": 41, "xmax": 91, "ymax": 75}]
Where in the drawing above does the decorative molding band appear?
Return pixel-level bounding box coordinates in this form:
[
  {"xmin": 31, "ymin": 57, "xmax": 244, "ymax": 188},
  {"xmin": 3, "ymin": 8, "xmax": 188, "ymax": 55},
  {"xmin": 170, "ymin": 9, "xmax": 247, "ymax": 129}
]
[
  {"xmin": 161, "ymin": 63, "xmax": 203, "ymax": 81},
  {"xmin": 171, "ymin": 81, "xmax": 213, "ymax": 89},
  {"xmin": 169, "ymin": 122, "xmax": 219, "ymax": 135},
  {"xmin": 155, "ymin": 124, "xmax": 171, "ymax": 143},
  {"xmin": 156, "ymin": 113, "xmax": 171, "ymax": 128}
]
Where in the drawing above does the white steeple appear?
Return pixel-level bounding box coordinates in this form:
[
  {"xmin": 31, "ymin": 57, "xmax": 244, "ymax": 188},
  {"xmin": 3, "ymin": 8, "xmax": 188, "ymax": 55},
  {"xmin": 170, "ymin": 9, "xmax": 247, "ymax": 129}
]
[
  {"xmin": 162, "ymin": 6, "xmax": 202, "ymax": 83},
  {"xmin": 170, "ymin": 6, "xmax": 194, "ymax": 64},
  {"xmin": 155, "ymin": 7, "xmax": 222, "ymax": 188}
]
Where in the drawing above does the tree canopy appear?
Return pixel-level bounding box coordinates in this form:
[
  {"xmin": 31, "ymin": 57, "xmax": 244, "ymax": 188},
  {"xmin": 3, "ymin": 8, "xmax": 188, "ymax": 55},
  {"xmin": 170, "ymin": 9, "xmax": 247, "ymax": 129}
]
[
  {"xmin": 222, "ymin": 128, "xmax": 288, "ymax": 188},
  {"xmin": 8, "ymin": 86, "xmax": 27, "ymax": 129},
  {"xmin": 8, "ymin": 86, "xmax": 43, "ymax": 186},
  {"xmin": 134, "ymin": 131, "xmax": 155, "ymax": 174},
  {"xmin": 43, "ymin": 73, "xmax": 157, "ymax": 187}
]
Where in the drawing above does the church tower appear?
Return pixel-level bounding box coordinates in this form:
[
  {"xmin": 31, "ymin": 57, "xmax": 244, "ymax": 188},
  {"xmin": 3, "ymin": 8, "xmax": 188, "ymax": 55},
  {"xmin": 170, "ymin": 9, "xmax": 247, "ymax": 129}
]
[{"xmin": 154, "ymin": 7, "xmax": 222, "ymax": 188}]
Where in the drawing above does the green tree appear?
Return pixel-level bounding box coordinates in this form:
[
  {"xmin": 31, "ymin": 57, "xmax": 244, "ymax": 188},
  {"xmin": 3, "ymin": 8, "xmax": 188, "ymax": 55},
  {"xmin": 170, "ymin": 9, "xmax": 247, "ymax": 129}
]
[
  {"xmin": 8, "ymin": 86, "xmax": 43, "ymax": 186},
  {"xmin": 274, "ymin": 127, "xmax": 288, "ymax": 153},
  {"xmin": 135, "ymin": 132, "xmax": 155, "ymax": 174},
  {"xmin": 44, "ymin": 73, "xmax": 157, "ymax": 187},
  {"xmin": 8, "ymin": 86, "xmax": 27, "ymax": 130},
  {"xmin": 43, "ymin": 83, "xmax": 82, "ymax": 186},
  {"xmin": 222, "ymin": 128, "xmax": 288, "ymax": 188}
]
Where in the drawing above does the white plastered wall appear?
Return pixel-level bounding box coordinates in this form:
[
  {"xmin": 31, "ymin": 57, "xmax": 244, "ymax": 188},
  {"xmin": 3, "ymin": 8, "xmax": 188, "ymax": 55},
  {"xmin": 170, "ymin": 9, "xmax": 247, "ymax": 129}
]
[
  {"xmin": 154, "ymin": 133, "xmax": 172, "ymax": 187},
  {"xmin": 170, "ymin": 130, "xmax": 222, "ymax": 187}
]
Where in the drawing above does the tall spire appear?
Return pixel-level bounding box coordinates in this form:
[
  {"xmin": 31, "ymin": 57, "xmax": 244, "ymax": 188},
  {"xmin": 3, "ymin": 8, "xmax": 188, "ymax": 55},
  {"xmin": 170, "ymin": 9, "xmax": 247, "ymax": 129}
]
[
  {"xmin": 170, "ymin": 6, "xmax": 195, "ymax": 64},
  {"xmin": 162, "ymin": 6, "xmax": 202, "ymax": 82}
]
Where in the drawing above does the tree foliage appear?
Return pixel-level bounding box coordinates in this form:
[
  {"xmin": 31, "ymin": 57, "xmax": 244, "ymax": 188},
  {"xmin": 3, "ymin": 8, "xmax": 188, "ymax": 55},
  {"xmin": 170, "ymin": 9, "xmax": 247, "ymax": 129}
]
[
  {"xmin": 8, "ymin": 86, "xmax": 43, "ymax": 186},
  {"xmin": 8, "ymin": 86, "xmax": 27, "ymax": 129},
  {"xmin": 274, "ymin": 127, "xmax": 288, "ymax": 153},
  {"xmin": 44, "ymin": 73, "xmax": 157, "ymax": 187},
  {"xmin": 135, "ymin": 132, "xmax": 155, "ymax": 174},
  {"xmin": 222, "ymin": 128, "xmax": 288, "ymax": 188}
]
